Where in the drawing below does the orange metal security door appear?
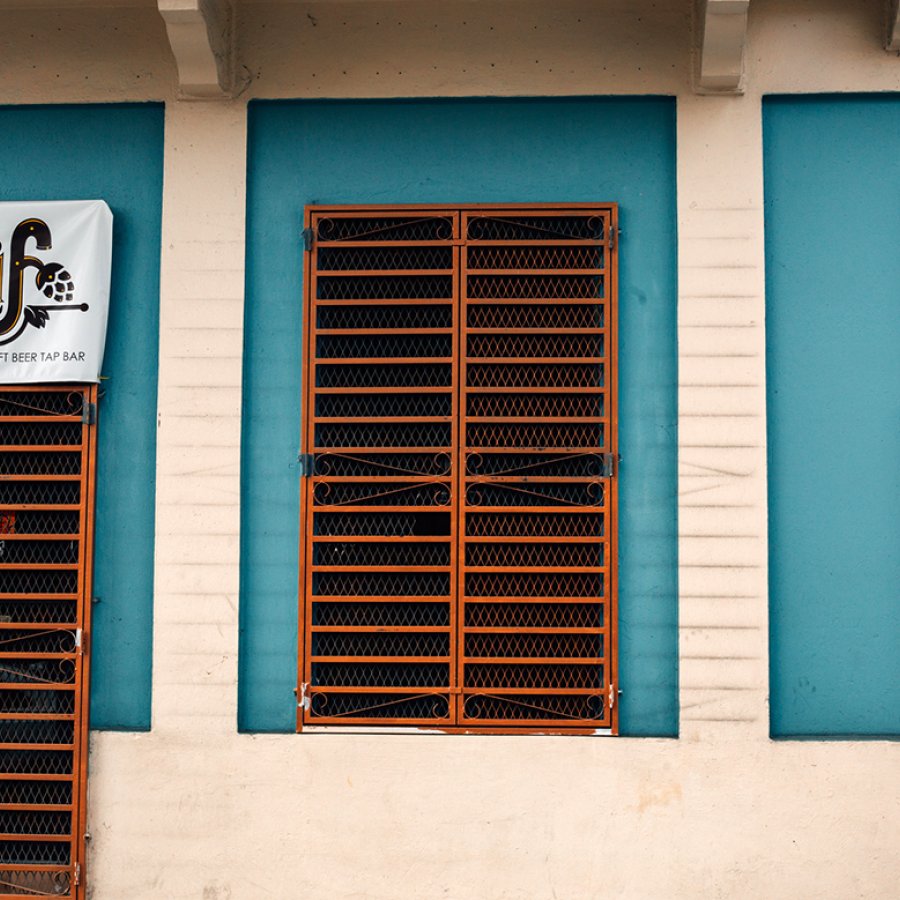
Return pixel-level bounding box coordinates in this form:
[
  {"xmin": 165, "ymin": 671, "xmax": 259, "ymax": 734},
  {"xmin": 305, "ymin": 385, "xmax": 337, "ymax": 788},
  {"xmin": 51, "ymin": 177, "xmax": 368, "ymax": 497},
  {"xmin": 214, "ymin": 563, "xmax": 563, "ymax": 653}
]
[
  {"xmin": 299, "ymin": 212, "xmax": 460, "ymax": 728},
  {"xmin": 0, "ymin": 386, "xmax": 96, "ymax": 897},
  {"xmin": 299, "ymin": 205, "xmax": 617, "ymax": 734}
]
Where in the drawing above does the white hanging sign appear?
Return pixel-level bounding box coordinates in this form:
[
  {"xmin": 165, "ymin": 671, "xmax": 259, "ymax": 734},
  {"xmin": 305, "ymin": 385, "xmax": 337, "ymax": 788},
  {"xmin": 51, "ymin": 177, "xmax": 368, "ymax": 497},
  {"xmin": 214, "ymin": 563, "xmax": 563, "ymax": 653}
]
[{"xmin": 0, "ymin": 200, "xmax": 113, "ymax": 383}]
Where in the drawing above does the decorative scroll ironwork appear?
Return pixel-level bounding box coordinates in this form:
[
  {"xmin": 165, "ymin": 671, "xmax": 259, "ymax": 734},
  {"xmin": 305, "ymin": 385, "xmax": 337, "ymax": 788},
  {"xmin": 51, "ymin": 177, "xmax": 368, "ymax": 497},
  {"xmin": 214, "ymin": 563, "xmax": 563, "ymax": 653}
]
[
  {"xmin": 300, "ymin": 205, "xmax": 616, "ymax": 733},
  {"xmin": 316, "ymin": 215, "xmax": 454, "ymax": 243},
  {"xmin": 0, "ymin": 384, "xmax": 95, "ymax": 896},
  {"xmin": 466, "ymin": 214, "xmax": 604, "ymax": 242}
]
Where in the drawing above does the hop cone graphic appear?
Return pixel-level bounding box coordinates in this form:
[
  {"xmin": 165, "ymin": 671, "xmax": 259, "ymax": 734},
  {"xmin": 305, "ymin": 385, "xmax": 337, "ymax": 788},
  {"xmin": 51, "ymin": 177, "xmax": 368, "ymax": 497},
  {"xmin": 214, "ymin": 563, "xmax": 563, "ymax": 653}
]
[{"xmin": 35, "ymin": 263, "xmax": 75, "ymax": 303}]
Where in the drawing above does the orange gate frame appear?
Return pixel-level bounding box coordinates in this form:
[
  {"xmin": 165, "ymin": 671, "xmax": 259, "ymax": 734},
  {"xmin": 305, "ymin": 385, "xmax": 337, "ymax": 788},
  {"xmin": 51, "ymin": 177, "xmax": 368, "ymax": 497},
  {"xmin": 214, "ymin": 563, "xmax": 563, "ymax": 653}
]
[
  {"xmin": 298, "ymin": 204, "xmax": 618, "ymax": 735},
  {"xmin": 0, "ymin": 384, "xmax": 97, "ymax": 898}
]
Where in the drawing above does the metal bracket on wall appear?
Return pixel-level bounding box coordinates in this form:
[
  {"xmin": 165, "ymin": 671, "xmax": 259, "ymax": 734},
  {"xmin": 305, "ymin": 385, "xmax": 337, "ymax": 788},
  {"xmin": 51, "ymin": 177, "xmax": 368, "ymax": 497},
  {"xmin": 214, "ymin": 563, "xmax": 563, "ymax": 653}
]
[
  {"xmin": 694, "ymin": 0, "xmax": 750, "ymax": 94},
  {"xmin": 158, "ymin": 0, "xmax": 236, "ymax": 99},
  {"xmin": 888, "ymin": 0, "xmax": 900, "ymax": 51}
]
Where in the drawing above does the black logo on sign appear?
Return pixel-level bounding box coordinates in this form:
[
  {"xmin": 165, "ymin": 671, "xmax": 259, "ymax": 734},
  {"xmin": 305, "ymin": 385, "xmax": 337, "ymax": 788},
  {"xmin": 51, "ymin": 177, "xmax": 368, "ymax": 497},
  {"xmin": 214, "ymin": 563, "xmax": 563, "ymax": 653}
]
[{"xmin": 0, "ymin": 218, "xmax": 88, "ymax": 346}]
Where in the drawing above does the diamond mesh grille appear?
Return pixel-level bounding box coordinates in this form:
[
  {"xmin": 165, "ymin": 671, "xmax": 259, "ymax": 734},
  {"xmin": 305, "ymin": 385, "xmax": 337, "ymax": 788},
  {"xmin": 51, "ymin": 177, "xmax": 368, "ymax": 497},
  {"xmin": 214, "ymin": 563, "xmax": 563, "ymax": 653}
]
[
  {"xmin": 467, "ymin": 333, "xmax": 603, "ymax": 359},
  {"xmin": 465, "ymin": 572, "xmax": 604, "ymax": 599},
  {"xmin": 0, "ymin": 481, "xmax": 80, "ymax": 505},
  {"xmin": 315, "ymin": 393, "xmax": 451, "ymax": 419},
  {"xmin": 301, "ymin": 207, "xmax": 616, "ymax": 732},
  {"xmin": 465, "ymin": 602, "xmax": 603, "ymax": 630},
  {"xmin": 466, "ymin": 215, "xmax": 604, "ymax": 241},
  {"xmin": 466, "ymin": 512, "xmax": 604, "ymax": 538},
  {"xmin": 313, "ymin": 542, "xmax": 449, "ymax": 568},
  {"xmin": 0, "ymin": 870, "xmax": 71, "ymax": 896},
  {"xmin": 316, "ymin": 362, "xmax": 451, "ymax": 389},
  {"xmin": 467, "ymin": 275, "xmax": 604, "ymax": 301},
  {"xmin": 465, "ymin": 452, "xmax": 607, "ymax": 478},
  {"xmin": 313, "ymin": 481, "xmax": 451, "ymax": 508},
  {"xmin": 467, "ymin": 362, "xmax": 603, "ymax": 389},
  {"xmin": 0, "ymin": 423, "xmax": 83, "ymax": 447},
  {"xmin": 468, "ymin": 302, "xmax": 603, "ymax": 330},
  {"xmin": 317, "ymin": 246, "xmax": 453, "ymax": 271},
  {"xmin": 318, "ymin": 303, "xmax": 452, "ymax": 331},
  {"xmin": 465, "ymin": 482, "xmax": 604, "ymax": 508},
  {"xmin": 465, "ymin": 632, "xmax": 603, "ymax": 658},
  {"xmin": 0, "ymin": 452, "xmax": 82, "ymax": 477},
  {"xmin": 315, "ymin": 422, "xmax": 451, "ymax": 449},
  {"xmin": 317, "ymin": 275, "xmax": 452, "ymax": 301},
  {"xmin": 316, "ymin": 332, "xmax": 451, "ymax": 360},
  {"xmin": 0, "ymin": 385, "xmax": 95, "ymax": 894},
  {"xmin": 467, "ymin": 245, "xmax": 604, "ymax": 271},
  {"xmin": 466, "ymin": 392, "xmax": 602, "ymax": 419},
  {"xmin": 311, "ymin": 663, "xmax": 447, "ymax": 689},
  {"xmin": 312, "ymin": 632, "xmax": 449, "ymax": 657},
  {"xmin": 0, "ymin": 392, "xmax": 85, "ymax": 418},
  {"xmin": 312, "ymin": 602, "xmax": 449, "ymax": 628},
  {"xmin": 466, "ymin": 422, "xmax": 604, "ymax": 450},
  {"xmin": 462, "ymin": 693, "xmax": 604, "ymax": 722},
  {"xmin": 316, "ymin": 215, "xmax": 454, "ymax": 242},
  {"xmin": 465, "ymin": 663, "xmax": 603, "ymax": 690}
]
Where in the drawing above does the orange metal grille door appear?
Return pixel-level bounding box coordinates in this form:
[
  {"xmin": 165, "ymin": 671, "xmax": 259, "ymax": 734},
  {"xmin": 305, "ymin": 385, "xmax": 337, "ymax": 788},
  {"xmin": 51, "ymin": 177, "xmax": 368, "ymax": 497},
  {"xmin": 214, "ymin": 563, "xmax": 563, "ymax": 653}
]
[
  {"xmin": 299, "ymin": 212, "xmax": 460, "ymax": 727},
  {"xmin": 299, "ymin": 205, "xmax": 617, "ymax": 734},
  {"xmin": 0, "ymin": 386, "xmax": 95, "ymax": 897}
]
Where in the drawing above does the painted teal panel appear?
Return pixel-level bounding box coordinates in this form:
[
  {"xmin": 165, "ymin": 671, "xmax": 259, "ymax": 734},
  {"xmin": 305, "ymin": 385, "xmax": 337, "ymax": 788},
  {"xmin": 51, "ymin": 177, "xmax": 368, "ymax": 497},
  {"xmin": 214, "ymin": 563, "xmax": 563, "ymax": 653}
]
[
  {"xmin": 0, "ymin": 104, "xmax": 163, "ymax": 730},
  {"xmin": 242, "ymin": 98, "xmax": 678, "ymax": 735},
  {"xmin": 764, "ymin": 95, "xmax": 900, "ymax": 737}
]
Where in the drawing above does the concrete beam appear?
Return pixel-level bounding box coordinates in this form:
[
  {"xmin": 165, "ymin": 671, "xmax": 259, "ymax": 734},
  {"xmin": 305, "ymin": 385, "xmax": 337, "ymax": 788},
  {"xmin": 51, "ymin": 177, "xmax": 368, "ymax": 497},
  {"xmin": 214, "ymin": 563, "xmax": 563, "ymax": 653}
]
[
  {"xmin": 158, "ymin": 0, "xmax": 233, "ymax": 99},
  {"xmin": 695, "ymin": 0, "xmax": 750, "ymax": 94}
]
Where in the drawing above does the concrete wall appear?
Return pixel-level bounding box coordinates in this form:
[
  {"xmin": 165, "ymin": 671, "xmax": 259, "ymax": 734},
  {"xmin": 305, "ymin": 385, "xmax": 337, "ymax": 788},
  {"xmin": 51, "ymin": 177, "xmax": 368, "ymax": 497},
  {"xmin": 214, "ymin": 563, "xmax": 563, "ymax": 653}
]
[
  {"xmin": 0, "ymin": 103, "xmax": 165, "ymax": 730},
  {"xmin": 1, "ymin": 1, "xmax": 898, "ymax": 897},
  {"xmin": 764, "ymin": 94, "xmax": 900, "ymax": 737},
  {"xmin": 240, "ymin": 96, "xmax": 679, "ymax": 737}
]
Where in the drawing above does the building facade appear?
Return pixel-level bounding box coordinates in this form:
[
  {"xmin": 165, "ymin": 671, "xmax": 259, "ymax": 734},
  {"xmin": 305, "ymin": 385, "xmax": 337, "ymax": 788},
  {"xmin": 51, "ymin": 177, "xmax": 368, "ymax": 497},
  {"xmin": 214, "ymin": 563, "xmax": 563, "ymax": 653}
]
[{"xmin": 0, "ymin": 0, "xmax": 898, "ymax": 897}]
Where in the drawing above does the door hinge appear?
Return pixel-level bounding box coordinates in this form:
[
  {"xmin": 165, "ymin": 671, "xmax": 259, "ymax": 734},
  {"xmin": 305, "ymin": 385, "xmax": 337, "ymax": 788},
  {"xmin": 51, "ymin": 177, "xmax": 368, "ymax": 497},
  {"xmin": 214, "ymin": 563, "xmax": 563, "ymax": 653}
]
[
  {"xmin": 608, "ymin": 683, "xmax": 616, "ymax": 710},
  {"xmin": 601, "ymin": 453, "xmax": 619, "ymax": 478},
  {"xmin": 297, "ymin": 452, "xmax": 315, "ymax": 477},
  {"xmin": 75, "ymin": 628, "xmax": 85, "ymax": 655},
  {"xmin": 298, "ymin": 682, "xmax": 311, "ymax": 711},
  {"xmin": 74, "ymin": 862, "xmax": 81, "ymax": 886},
  {"xmin": 81, "ymin": 401, "xmax": 96, "ymax": 425},
  {"xmin": 302, "ymin": 227, "xmax": 314, "ymax": 251},
  {"xmin": 608, "ymin": 225, "xmax": 617, "ymax": 252}
]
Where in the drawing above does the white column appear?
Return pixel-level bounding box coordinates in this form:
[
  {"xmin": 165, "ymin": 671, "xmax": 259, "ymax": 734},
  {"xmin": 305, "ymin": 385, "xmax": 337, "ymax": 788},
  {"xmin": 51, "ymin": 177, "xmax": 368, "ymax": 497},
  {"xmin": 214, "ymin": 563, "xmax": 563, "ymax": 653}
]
[
  {"xmin": 676, "ymin": 92, "xmax": 770, "ymax": 741},
  {"xmin": 152, "ymin": 100, "xmax": 248, "ymax": 733}
]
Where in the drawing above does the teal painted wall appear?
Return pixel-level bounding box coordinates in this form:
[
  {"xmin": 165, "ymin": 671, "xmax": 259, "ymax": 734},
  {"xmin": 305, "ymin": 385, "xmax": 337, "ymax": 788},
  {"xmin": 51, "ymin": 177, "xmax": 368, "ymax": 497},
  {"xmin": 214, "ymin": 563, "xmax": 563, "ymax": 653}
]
[
  {"xmin": 241, "ymin": 98, "xmax": 678, "ymax": 735},
  {"xmin": 764, "ymin": 95, "xmax": 900, "ymax": 737},
  {"xmin": 0, "ymin": 104, "xmax": 164, "ymax": 730}
]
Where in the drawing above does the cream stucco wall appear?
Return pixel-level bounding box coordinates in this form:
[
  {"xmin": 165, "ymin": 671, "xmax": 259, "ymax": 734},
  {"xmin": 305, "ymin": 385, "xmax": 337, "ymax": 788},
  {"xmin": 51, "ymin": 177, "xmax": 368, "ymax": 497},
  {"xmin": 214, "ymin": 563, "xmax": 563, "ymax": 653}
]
[{"xmin": 2, "ymin": 1, "xmax": 898, "ymax": 897}]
